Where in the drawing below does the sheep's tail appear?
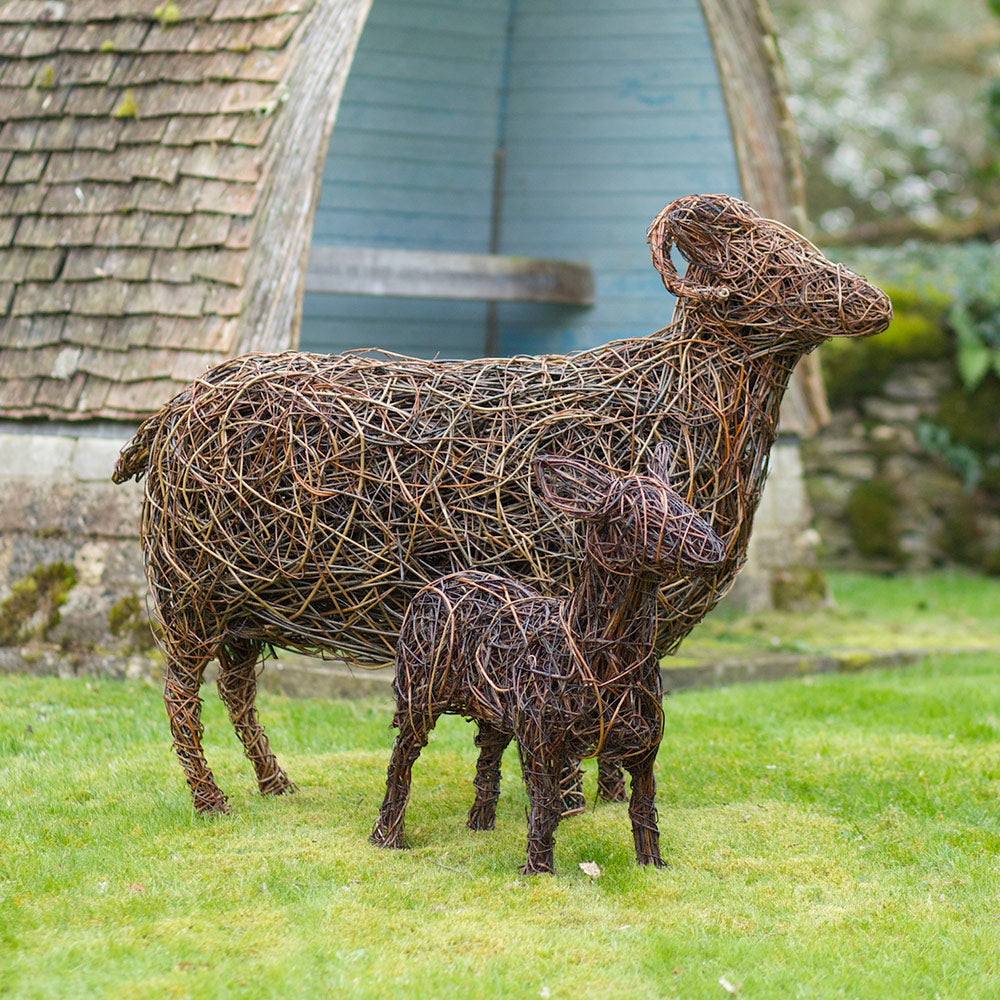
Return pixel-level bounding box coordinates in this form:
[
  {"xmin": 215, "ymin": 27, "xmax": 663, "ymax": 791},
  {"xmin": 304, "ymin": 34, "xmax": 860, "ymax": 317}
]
[{"xmin": 112, "ymin": 412, "xmax": 164, "ymax": 484}]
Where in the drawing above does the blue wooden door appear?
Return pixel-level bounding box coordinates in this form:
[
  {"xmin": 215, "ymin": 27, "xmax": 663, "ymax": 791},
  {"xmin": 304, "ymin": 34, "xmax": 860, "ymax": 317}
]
[{"xmin": 299, "ymin": 0, "xmax": 741, "ymax": 359}]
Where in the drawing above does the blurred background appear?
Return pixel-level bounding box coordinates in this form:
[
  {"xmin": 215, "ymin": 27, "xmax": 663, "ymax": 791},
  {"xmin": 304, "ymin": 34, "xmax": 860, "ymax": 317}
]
[
  {"xmin": 770, "ymin": 0, "xmax": 1000, "ymax": 577},
  {"xmin": 0, "ymin": 0, "xmax": 997, "ymax": 675}
]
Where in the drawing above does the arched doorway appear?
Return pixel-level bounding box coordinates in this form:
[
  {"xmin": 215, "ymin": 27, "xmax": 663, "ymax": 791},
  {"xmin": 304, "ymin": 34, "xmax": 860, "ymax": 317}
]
[{"xmin": 299, "ymin": 0, "xmax": 741, "ymax": 359}]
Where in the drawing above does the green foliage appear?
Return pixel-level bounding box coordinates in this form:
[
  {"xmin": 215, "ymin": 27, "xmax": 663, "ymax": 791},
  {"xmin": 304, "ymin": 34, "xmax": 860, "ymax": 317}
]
[
  {"xmin": 153, "ymin": 1, "xmax": 181, "ymax": 25},
  {"xmin": 916, "ymin": 421, "xmax": 983, "ymax": 491},
  {"xmin": 847, "ymin": 480, "xmax": 904, "ymax": 564},
  {"xmin": 771, "ymin": 0, "xmax": 1000, "ymax": 236},
  {"xmin": 986, "ymin": 79, "xmax": 1000, "ymax": 142},
  {"xmin": 111, "ymin": 89, "xmax": 139, "ymax": 120},
  {"xmin": 949, "ymin": 281, "xmax": 1000, "ymax": 390},
  {"xmin": 0, "ymin": 561, "xmax": 77, "ymax": 646},
  {"xmin": 107, "ymin": 594, "xmax": 156, "ymax": 651},
  {"xmin": 831, "ymin": 242, "xmax": 1000, "ymax": 394},
  {"xmin": 5, "ymin": 638, "xmax": 1000, "ymax": 999},
  {"xmin": 933, "ymin": 378, "xmax": 1000, "ymax": 493}
]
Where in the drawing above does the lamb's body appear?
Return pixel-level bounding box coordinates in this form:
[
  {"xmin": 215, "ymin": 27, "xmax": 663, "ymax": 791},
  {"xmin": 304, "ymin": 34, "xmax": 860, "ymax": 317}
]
[
  {"xmin": 112, "ymin": 193, "xmax": 892, "ymax": 813},
  {"xmin": 372, "ymin": 457, "xmax": 726, "ymax": 872}
]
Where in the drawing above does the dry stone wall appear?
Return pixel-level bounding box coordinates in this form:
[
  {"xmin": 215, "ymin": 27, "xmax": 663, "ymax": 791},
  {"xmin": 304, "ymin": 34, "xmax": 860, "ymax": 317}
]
[
  {"xmin": 0, "ymin": 422, "xmax": 159, "ymax": 678},
  {"xmin": 802, "ymin": 359, "xmax": 1000, "ymax": 571}
]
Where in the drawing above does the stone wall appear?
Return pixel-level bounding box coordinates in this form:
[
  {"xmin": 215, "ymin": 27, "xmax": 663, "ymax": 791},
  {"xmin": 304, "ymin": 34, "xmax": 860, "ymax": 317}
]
[
  {"xmin": 1, "ymin": 416, "xmax": 827, "ymax": 678},
  {"xmin": 0, "ymin": 421, "xmax": 160, "ymax": 679},
  {"xmin": 802, "ymin": 359, "xmax": 1000, "ymax": 571}
]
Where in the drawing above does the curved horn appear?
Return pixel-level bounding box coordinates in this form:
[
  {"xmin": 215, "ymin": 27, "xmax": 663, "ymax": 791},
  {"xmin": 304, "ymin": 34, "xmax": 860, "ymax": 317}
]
[{"xmin": 646, "ymin": 203, "xmax": 731, "ymax": 303}]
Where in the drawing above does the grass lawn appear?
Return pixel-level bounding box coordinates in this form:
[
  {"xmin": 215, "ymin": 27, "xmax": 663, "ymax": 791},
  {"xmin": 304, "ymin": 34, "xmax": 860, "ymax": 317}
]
[
  {"xmin": 3, "ymin": 643, "xmax": 1000, "ymax": 997},
  {"xmin": 681, "ymin": 570, "xmax": 1000, "ymax": 661}
]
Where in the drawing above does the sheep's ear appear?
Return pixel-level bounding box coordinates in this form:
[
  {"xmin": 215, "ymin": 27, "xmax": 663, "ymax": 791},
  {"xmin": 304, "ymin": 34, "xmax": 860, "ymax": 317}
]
[
  {"xmin": 646, "ymin": 195, "xmax": 733, "ymax": 303},
  {"xmin": 645, "ymin": 440, "xmax": 674, "ymax": 484},
  {"xmin": 534, "ymin": 456, "xmax": 614, "ymax": 521}
]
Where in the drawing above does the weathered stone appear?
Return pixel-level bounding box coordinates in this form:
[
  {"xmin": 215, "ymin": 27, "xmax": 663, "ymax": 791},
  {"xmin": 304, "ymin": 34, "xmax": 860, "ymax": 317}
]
[
  {"xmin": 0, "ymin": 430, "xmax": 73, "ymax": 477},
  {"xmin": 883, "ymin": 367, "xmax": 949, "ymax": 403},
  {"xmin": 71, "ymin": 433, "xmax": 130, "ymax": 482},
  {"xmin": 257, "ymin": 655, "xmax": 394, "ymax": 700},
  {"xmin": 861, "ymin": 398, "xmax": 922, "ymax": 424},
  {"xmin": 97, "ymin": 539, "xmax": 145, "ymax": 590},
  {"xmin": 829, "ymin": 454, "xmax": 878, "ymax": 481},
  {"xmin": 806, "ymin": 473, "xmax": 855, "ymax": 511}
]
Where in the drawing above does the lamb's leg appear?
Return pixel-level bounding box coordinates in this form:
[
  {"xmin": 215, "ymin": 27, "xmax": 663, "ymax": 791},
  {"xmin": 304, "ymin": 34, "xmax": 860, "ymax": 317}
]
[
  {"xmin": 162, "ymin": 636, "xmax": 228, "ymax": 815},
  {"xmin": 626, "ymin": 751, "xmax": 667, "ymax": 867},
  {"xmin": 597, "ymin": 757, "xmax": 628, "ymax": 803},
  {"xmin": 467, "ymin": 721, "xmax": 512, "ymax": 831},
  {"xmin": 517, "ymin": 734, "xmax": 563, "ymax": 874},
  {"xmin": 371, "ymin": 713, "xmax": 431, "ymax": 849},
  {"xmin": 216, "ymin": 640, "xmax": 295, "ymax": 797}
]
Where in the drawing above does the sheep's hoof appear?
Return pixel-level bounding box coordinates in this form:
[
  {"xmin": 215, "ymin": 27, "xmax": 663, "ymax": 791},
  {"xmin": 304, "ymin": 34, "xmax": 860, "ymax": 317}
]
[
  {"xmin": 519, "ymin": 861, "xmax": 555, "ymax": 876},
  {"xmin": 637, "ymin": 854, "xmax": 668, "ymax": 869},
  {"xmin": 194, "ymin": 793, "xmax": 230, "ymax": 816},
  {"xmin": 370, "ymin": 821, "xmax": 406, "ymax": 849},
  {"xmin": 467, "ymin": 807, "xmax": 496, "ymax": 831},
  {"xmin": 259, "ymin": 771, "xmax": 296, "ymax": 796},
  {"xmin": 370, "ymin": 833, "xmax": 406, "ymax": 850}
]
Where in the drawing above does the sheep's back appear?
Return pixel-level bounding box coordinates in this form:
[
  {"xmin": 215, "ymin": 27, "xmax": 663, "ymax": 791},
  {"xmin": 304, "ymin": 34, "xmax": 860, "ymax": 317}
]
[{"xmin": 134, "ymin": 347, "xmax": 768, "ymax": 662}]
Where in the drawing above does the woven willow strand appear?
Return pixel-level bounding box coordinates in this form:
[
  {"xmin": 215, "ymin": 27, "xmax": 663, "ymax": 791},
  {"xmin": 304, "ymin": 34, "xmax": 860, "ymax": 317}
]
[
  {"xmin": 114, "ymin": 193, "xmax": 892, "ymax": 814},
  {"xmin": 372, "ymin": 449, "xmax": 726, "ymax": 873}
]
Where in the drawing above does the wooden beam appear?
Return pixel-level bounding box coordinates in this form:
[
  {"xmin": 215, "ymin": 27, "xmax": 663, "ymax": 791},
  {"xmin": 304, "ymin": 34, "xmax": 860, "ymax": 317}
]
[
  {"xmin": 237, "ymin": 0, "xmax": 375, "ymax": 355},
  {"xmin": 305, "ymin": 245, "xmax": 595, "ymax": 305}
]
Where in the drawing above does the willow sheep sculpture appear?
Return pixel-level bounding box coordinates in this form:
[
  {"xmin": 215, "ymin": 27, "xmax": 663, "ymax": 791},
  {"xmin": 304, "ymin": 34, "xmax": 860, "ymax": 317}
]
[
  {"xmin": 113, "ymin": 193, "xmax": 892, "ymax": 814},
  {"xmin": 372, "ymin": 449, "xmax": 726, "ymax": 873}
]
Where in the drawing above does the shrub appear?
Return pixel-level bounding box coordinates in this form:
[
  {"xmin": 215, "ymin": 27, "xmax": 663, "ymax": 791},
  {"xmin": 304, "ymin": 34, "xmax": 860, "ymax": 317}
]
[{"xmin": 847, "ymin": 479, "xmax": 904, "ymax": 564}]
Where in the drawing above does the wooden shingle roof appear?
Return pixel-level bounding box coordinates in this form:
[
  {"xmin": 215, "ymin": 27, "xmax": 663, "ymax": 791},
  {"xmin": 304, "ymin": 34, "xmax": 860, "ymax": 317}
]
[{"xmin": 0, "ymin": 0, "xmax": 326, "ymax": 420}]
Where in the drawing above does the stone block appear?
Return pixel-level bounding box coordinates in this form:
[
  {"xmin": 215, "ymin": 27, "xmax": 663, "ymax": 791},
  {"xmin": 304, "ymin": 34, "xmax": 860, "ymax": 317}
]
[
  {"xmin": 98, "ymin": 539, "xmax": 146, "ymax": 590},
  {"xmin": 0, "ymin": 431, "xmax": 73, "ymax": 478},
  {"xmin": 257, "ymin": 655, "xmax": 394, "ymax": 700},
  {"xmin": 861, "ymin": 398, "xmax": 922, "ymax": 423},
  {"xmin": 71, "ymin": 433, "xmax": 131, "ymax": 482},
  {"xmin": 805, "ymin": 473, "xmax": 854, "ymax": 513},
  {"xmin": 883, "ymin": 367, "xmax": 949, "ymax": 403},
  {"xmin": 0, "ymin": 534, "xmax": 76, "ymax": 596},
  {"xmin": 829, "ymin": 455, "xmax": 878, "ymax": 481}
]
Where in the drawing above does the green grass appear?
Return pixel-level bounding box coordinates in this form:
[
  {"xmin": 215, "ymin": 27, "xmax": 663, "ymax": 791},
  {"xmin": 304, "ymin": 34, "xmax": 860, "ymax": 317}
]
[
  {"xmin": 680, "ymin": 569, "xmax": 1000, "ymax": 661},
  {"xmin": 4, "ymin": 647, "xmax": 1000, "ymax": 998}
]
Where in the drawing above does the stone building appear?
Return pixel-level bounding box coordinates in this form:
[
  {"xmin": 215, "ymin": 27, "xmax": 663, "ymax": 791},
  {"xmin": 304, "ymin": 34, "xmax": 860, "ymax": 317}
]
[{"xmin": 0, "ymin": 0, "xmax": 826, "ymax": 675}]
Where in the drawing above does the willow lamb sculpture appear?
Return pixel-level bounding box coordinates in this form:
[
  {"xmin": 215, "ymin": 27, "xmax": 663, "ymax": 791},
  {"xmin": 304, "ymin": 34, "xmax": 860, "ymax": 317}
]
[
  {"xmin": 372, "ymin": 449, "xmax": 726, "ymax": 873},
  {"xmin": 113, "ymin": 193, "xmax": 892, "ymax": 814}
]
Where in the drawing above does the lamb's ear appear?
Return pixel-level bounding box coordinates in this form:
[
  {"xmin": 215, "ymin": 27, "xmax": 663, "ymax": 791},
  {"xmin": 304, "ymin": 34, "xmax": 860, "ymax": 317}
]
[
  {"xmin": 645, "ymin": 441, "xmax": 674, "ymax": 484},
  {"xmin": 534, "ymin": 456, "xmax": 614, "ymax": 521}
]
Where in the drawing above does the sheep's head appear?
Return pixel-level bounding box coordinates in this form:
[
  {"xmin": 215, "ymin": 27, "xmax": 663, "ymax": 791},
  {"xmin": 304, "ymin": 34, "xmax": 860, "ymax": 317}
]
[
  {"xmin": 647, "ymin": 193, "xmax": 892, "ymax": 353},
  {"xmin": 534, "ymin": 447, "xmax": 725, "ymax": 577}
]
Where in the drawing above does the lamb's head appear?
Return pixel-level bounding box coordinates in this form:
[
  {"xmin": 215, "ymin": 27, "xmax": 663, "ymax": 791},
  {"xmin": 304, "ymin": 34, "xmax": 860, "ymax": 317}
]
[
  {"xmin": 647, "ymin": 193, "xmax": 892, "ymax": 353},
  {"xmin": 534, "ymin": 448, "xmax": 725, "ymax": 577}
]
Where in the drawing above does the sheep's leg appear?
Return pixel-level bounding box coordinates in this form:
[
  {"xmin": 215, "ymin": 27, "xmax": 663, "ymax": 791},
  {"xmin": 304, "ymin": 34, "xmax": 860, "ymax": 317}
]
[
  {"xmin": 558, "ymin": 758, "xmax": 586, "ymax": 817},
  {"xmin": 596, "ymin": 757, "xmax": 628, "ymax": 803},
  {"xmin": 517, "ymin": 734, "xmax": 563, "ymax": 875},
  {"xmin": 162, "ymin": 638, "xmax": 228, "ymax": 815},
  {"xmin": 216, "ymin": 641, "xmax": 295, "ymax": 797},
  {"xmin": 467, "ymin": 722, "xmax": 512, "ymax": 831},
  {"xmin": 371, "ymin": 713, "xmax": 431, "ymax": 850},
  {"xmin": 626, "ymin": 751, "xmax": 666, "ymax": 868}
]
